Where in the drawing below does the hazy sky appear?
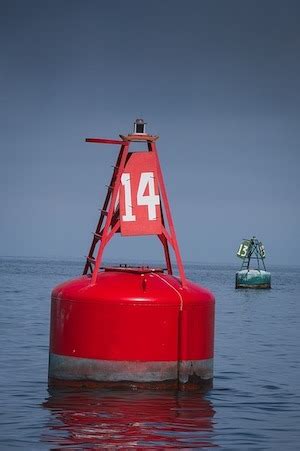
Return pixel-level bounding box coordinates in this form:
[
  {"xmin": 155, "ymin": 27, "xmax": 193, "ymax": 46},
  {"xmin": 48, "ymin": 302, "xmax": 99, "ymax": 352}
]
[{"xmin": 1, "ymin": 0, "xmax": 299, "ymax": 266}]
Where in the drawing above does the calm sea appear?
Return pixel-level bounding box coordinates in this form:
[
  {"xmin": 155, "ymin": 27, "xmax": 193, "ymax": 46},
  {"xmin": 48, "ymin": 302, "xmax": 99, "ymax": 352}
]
[{"xmin": 0, "ymin": 258, "xmax": 299, "ymax": 449}]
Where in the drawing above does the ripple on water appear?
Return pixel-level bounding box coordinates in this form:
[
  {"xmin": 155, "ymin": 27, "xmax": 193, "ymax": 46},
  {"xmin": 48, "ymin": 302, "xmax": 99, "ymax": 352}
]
[
  {"xmin": 0, "ymin": 260, "xmax": 300, "ymax": 449},
  {"xmin": 40, "ymin": 388, "xmax": 217, "ymax": 448}
]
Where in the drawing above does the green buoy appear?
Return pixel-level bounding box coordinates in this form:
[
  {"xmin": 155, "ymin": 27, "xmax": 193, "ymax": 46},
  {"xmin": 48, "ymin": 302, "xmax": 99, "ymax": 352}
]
[{"xmin": 235, "ymin": 237, "xmax": 271, "ymax": 289}]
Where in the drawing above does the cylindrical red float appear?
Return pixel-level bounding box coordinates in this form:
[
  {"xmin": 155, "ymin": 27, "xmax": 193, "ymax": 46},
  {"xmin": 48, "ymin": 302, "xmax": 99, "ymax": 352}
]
[{"xmin": 49, "ymin": 267, "xmax": 214, "ymax": 390}]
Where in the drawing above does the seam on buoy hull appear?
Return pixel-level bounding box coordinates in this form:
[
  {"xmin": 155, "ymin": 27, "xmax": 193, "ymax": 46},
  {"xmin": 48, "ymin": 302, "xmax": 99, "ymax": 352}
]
[{"xmin": 179, "ymin": 359, "xmax": 213, "ymax": 383}]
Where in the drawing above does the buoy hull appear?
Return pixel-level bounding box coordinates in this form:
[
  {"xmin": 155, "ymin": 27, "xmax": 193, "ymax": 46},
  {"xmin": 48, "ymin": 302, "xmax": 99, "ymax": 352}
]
[
  {"xmin": 48, "ymin": 354, "xmax": 213, "ymax": 391},
  {"xmin": 235, "ymin": 270, "xmax": 271, "ymax": 289},
  {"xmin": 49, "ymin": 269, "xmax": 215, "ymax": 390}
]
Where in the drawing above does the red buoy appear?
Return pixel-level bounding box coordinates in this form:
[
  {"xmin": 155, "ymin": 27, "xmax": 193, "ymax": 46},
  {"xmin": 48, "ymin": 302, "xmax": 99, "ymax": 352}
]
[{"xmin": 49, "ymin": 121, "xmax": 215, "ymax": 390}]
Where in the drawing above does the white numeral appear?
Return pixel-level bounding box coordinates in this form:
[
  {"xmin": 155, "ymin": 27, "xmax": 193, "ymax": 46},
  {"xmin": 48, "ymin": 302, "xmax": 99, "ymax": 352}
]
[
  {"xmin": 120, "ymin": 171, "xmax": 160, "ymax": 222},
  {"xmin": 137, "ymin": 172, "xmax": 160, "ymax": 220},
  {"xmin": 121, "ymin": 173, "xmax": 136, "ymax": 221},
  {"xmin": 237, "ymin": 243, "xmax": 249, "ymax": 257}
]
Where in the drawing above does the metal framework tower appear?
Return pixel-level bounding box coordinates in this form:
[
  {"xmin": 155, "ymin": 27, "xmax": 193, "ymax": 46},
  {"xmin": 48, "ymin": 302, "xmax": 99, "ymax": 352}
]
[
  {"xmin": 83, "ymin": 126, "xmax": 186, "ymax": 286},
  {"xmin": 237, "ymin": 236, "xmax": 266, "ymax": 271}
]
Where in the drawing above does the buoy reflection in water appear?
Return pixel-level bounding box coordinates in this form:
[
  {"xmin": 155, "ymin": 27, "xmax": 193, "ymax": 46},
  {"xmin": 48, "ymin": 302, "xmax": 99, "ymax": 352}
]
[{"xmin": 43, "ymin": 388, "xmax": 216, "ymax": 448}]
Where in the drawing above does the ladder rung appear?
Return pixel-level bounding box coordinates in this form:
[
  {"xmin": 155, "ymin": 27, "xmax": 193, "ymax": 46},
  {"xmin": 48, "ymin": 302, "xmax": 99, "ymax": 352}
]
[
  {"xmin": 87, "ymin": 257, "xmax": 96, "ymax": 264},
  {"xmin": 100, "ymin": 209, "xmax": 108, "ymax": 216},
  {"xmin": 94, "ymin": 232, "xmax": 102, "ymax": 240}
]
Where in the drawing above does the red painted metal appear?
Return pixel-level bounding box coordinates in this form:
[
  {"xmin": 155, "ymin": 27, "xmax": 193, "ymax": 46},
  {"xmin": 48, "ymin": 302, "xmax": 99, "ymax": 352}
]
[
  {"xmin": 83, "ymin": 133, "xmax": 186, "ymax": 286},
  {"xmin": 49, "ymin": 126, "xmax": 215, "ymax": 390},
  {"xmin": 119, "ymin": 152, "xmax": 162, "ymax": 236},
  {"xmin": 50, "ymin": 270, "xmax": 214, "ymax": 362},
  {"xmin": 85, "ymin": 138, "xmax": 125, "ymax": 145},
  {"xmin": 150, "ymin": 141, "xmax": 186, "ymax": 286}
]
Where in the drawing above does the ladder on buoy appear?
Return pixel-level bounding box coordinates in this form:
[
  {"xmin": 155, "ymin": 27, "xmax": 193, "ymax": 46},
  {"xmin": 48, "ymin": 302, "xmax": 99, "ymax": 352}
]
[{"xmin": 83, "ymin": 120, "xmax": 186, "ymax": 286}]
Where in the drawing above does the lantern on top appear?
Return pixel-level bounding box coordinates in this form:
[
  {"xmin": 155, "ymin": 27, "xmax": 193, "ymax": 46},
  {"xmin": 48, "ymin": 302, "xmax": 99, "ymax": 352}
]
[{"xmin": 133, "ymin": 118, "xmax": 146, "ymax": 134}]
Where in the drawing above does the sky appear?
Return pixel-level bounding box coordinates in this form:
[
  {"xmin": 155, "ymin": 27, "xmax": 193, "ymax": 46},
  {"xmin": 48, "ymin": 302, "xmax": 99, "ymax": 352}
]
[{"xmin": 0, "ymin": 0, "xmax": 299, "ymax": 266}]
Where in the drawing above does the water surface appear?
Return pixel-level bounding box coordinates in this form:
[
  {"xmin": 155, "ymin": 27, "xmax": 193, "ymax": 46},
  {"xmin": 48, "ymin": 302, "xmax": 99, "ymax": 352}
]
[{"xmin": 0, "ymin": 258, "xmax": 299, "ymax": 449}]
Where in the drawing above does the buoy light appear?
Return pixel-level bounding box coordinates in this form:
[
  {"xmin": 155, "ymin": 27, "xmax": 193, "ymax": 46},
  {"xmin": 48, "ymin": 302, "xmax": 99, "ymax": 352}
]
[{"xmin": 133, "ymin": 118, "xmax": 146, "ymax": 134}]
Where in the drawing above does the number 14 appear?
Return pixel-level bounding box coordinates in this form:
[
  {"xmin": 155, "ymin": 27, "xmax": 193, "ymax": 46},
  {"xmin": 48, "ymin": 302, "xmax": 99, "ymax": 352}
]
[{"xmin": 121, "ymin": 172, "xmax": 160, "ymax": 222}]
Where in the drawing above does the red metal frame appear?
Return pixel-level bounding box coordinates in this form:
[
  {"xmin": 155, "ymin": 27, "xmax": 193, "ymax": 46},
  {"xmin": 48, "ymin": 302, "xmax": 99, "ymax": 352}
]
[{"xmin": 83, "ymin": 135, "xmax": 186, "ymax": 286}]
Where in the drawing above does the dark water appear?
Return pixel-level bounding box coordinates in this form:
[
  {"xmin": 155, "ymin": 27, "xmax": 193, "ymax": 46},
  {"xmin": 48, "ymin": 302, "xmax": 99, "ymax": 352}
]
[{"xmin": 0, "ymin": 258, "xmax": 299, "ymax": 449}]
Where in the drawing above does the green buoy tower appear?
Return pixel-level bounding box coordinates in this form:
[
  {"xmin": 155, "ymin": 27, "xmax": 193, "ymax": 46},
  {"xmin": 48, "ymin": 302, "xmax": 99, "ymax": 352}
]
[{"xmin": 235, "ymin": 237, "xmax": 271, "ymax": 289}]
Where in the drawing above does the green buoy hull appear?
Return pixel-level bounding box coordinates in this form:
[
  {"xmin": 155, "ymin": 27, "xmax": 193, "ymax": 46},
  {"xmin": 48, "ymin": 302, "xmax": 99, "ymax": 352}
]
[{"xmin": 236, "ymin": 270, "xmax": 271, "ymax": 289}]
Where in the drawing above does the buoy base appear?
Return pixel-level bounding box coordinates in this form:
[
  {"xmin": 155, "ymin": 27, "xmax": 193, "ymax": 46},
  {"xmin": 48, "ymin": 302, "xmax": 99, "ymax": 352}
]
[
  {"xmin": 236, "ymin": 283, "xmax": 271, "ymax": 289},
  {"xmin": 48, "ymin": 377, "xmax": 213, "ymax": 392},
  {"xmin": 48, "ymin": 353, "xmax": 213, "ymax": 392},
  {"xmin": 235, "ymin": 270, "xmax": 271, "ymax": 289}
]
